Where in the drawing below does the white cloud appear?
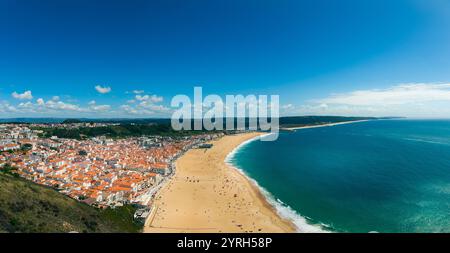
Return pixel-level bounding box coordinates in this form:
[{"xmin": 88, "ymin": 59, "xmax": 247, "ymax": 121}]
[
  {"xmin": 287, "ymin": 83, "xmax": 450, "ymax": 117},
  {"xmin": 135, "ymin": 95, "xmax": 146, "ymax": 101},
  {"xmin": 1, "ymin": 96, "xmax": 114, "ymax": 116},
  {"xmin": 18, "ymin": 101, "xmax": 33, "ymax": 109},
  {"xmin": 151, "ymin": 95, "xmax": 164, "ymax": 103},
  {"xmin": 120, "ymin": 105, "xmax": 139, "ymax": 115},
  {"xmin": 37, "ymin": 98, "xmax": 45, "ymax": 105},
  {"xmin": 95, "ymin": 85, "xmax": 111, "ymax": 94},
  {"xmin": 12, "ymin": 90, "xmax": 33, "ymax": 100},
  {"xmin": 281, "ymin": 104, "xmax": 294, "ymax": 110},
  {"xmin": 132, "ymin": 90, "xmax": 144, "ymax": 94},
  {"xmin": 120, "ymin": 93, "xmax": 170, "ymax": 116},
  {"xmin": 87, "ymin": 100, "xmax": 110, "ymax": 111},
  {"xmin": 90, "ymin": 104, "xmax": 111, "ymax": 111},
  {"xmin": 45, "ymin": 100, "xmax": 84, "ymax": 111},
  {"xmin": 135, "ymin": 94, "xmax": 163, "ymax": 103},
  {"xmin": 147, "ymin": 104, "xmax": 170, "ymax": 112},
  {"xmin": 0, "ymin": 102, "xmax": 18, "ymax": 113},
  {"xmin": 316, "ymin": 83, "xmax": 450, "ymax": 106}
]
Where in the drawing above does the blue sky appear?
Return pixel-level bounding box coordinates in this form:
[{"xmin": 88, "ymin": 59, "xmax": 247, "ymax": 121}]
[{"xmin": 1, "ymin": 0, "xmax": 450, "ymax": 118}]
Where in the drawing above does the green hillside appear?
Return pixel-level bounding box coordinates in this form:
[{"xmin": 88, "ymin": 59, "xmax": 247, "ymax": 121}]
[{"xmin": 0, "ymin": 172, "xmax": 142, "ymax": 233}]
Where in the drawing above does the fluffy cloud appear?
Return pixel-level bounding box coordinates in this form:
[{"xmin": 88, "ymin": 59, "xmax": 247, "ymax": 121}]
[
  {"xmin": 87, "ymin": 100, "xmax": 111, "ymax": 111},
  {"xmin": 18, "ymin": 101, "xmax": 33, "ymax": 109},
  {"xmin": 3, "ymin": 90, "xmax": 170, "ymax": 116},
  {"xmin": 119, "ymin": 104, "xmax": 170, "ymax": 115},
  {"xmin": 91, "ymin": 104, "xmax": 111, "ymax": 111},
  {"xmin": 120, "ymin": 105, "xmax": 139, "ymax": 115},
  {"xmin": 316, "ymin": 83, "xmax": 450, "ymax": 106},
  {"xmin": 3, "ymin": 97, "xmax": 97, "ymax": 115},
  {"xmin": 135, "ymin": 94, "xmax": 163, "ymax": 103},
  {"xmin": 95, "ymin": 85, "xmax": 111, "ymax": 94},
  {"xmin": 44, "ymin": 100, "xmax": 84, "ymax": 111},
  {"xmin": 12, "ymin": 90, "xmax": 33, "ymax": 100},
  {"xmin": 9, "ymin": 99, "xmax": 81, "ymax": 114},
  {"xmin": 37, "ymin": 98, "xmax": 45, "ymax": 105},
  {"xmin": 0, "ymin": 102, "xmax": 18, "ymax": 113},
  {"xmin": 120, "ymin": 93, "xmax": 169, "ymax": 116},
  {"xmin": 132, "ymin": 90, "xmax": 144, "ymax": 94},
  {"xmin": 285, "ymin": 83, "xmax": 450, "ymax": 117}
]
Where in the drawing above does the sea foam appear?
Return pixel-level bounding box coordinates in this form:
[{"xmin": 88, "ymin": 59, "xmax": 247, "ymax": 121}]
[{"xmin": 225, "ymin": 133, "xmax": 330, "ymax": 233}]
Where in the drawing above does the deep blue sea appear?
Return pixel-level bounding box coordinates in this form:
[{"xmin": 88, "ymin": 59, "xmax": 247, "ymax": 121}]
[{"xmin": 227, "ymin": 119, "xmax": 450, "ymax": 232}]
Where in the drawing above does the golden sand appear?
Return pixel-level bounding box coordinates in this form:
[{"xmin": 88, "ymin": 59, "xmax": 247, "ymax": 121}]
[
  {"xmin": 144, "ymin": 132, "xmax": 295, "ymax": 233},
  {"xmin": 282, "ymin": 120, "xmax": 370, "ymax": 130}
]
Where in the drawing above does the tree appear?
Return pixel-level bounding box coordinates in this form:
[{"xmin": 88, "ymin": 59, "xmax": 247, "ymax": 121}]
[
  {"xmin": 21, "ymin": 143, "xmax": 33, "ymax": 151},
  {"xmin": 1, "ymin": 163, "xmax": 18, "ymax": 175},
  {"xmin": 63, "ymin": 119, "xmax": 82, "ymax": 124}
]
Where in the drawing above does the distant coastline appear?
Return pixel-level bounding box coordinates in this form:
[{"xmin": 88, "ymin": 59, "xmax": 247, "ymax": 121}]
[
  {"xmin": 281, "ymin": 119, "xmax": 372, "ymax": 131},
  {"xmin": 0, "ymin": 116, "xmax": 381, "ymax": 125},
  {"xmin": 223, "ymin": 120, "xmax": 373, "ymax": 232},
  {"xmin": 230, "ymin": 119, "xmax": 450, "ymax": 232},
  {"xmin": 0, "ymin": 116, "xmax": 387, "ymax": 233},
  {"xmin": 145, "ymin": 119, "xmax": 378, "ymax": 232}
]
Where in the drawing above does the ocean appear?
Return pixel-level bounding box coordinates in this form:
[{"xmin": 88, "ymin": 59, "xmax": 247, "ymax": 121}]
[{"xmin": 227, "ymin": 119, "xmax": 450, "ymax": 232}]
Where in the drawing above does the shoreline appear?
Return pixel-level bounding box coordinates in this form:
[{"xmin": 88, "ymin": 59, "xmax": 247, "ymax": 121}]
[
  {"xmin": 225, "ymin": 134, "xmax": 329, "ymax": 233},
  {"xmin": 144, "ymin": 132, "xmax": 295, "ymax": 233},
  {"xmin": 144, "ymin": 121, "xmax": 370, "ymax": 233},
  {"xmin": 281, "ymin": 119, "xmax": 371, "ymax": 131}
]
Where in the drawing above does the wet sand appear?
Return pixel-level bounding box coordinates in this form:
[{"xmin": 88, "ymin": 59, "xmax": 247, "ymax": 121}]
[{"xmin": 144, "ymin": 132, "xmax": 295, "ymax": 233}]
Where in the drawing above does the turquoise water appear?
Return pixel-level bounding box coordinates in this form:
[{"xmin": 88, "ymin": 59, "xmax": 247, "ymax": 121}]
[{"xmin": 228, "ymin": 119, "xmax": 450, "ymax": 232}]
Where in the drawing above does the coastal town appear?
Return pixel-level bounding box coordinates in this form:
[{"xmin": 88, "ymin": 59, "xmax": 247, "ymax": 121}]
[{"xmin": 0, "ymin": 123, "xmax": 222, "ymax": 213}]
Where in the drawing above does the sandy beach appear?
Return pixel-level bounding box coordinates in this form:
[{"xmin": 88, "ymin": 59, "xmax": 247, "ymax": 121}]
[
  {"xmin": 144, "ymin": 132, "xmax": 295, "ymax": 233},
  {"xmin": 282, "ymin": 120, "xmax": 370, "ymax": 131}
]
